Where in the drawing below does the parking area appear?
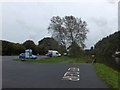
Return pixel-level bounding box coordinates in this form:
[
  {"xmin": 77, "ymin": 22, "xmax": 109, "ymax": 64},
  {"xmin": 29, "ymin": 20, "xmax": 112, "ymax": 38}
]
[{"xmin": 2, "ymin": 56, "xmax": 108, "ymax": 88}]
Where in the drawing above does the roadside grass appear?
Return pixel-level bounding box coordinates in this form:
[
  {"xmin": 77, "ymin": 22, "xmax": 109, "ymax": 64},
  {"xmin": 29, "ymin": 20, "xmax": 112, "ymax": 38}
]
[
  {"xmin": 68, "ymin": 56, "xmax": 92, "ymax": 63},
  {"xmin": 93, "ymin": 63, "xmax": 119, "ymax": 89},
  {"xmin": 16, "ymin": 56, "xmax": 93, "ymax": 64}
]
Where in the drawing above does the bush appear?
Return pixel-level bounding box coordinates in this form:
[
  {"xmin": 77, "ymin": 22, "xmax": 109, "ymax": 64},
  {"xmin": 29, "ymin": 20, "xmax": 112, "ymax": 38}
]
[{"xmin": 68, "ymin": 41, "xmax": 83, "ymax": 57}]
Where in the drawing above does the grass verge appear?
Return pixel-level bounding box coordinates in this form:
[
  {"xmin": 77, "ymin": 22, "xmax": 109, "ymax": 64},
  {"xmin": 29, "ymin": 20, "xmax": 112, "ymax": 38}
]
[
  {"xmin": 93, "ymin": 63, "xmax": 119, "ymax": 89},
  {"xmin": 16, "ymin": 56, "xmax": 93, "ymax": 64},
  {"xmin": 68, "ymin": 56, "xmax": 92, "ymax": 63}
]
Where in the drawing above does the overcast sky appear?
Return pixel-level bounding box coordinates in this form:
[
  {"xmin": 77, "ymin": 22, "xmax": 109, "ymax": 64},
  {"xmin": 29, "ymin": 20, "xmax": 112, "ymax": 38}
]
[{"xmin": 1, "ymin": 0, "xmax": 118, "ymax": 49}]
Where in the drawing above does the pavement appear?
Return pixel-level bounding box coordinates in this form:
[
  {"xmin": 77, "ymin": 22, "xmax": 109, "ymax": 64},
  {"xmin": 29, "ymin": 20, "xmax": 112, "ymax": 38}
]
[{"xmin": 2, "ymin": 56, "xmax": 109, "ymax": 88}]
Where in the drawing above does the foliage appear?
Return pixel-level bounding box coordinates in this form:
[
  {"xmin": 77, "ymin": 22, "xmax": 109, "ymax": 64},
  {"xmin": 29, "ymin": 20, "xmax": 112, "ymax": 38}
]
[
  {"xmin": 2, "ymin": 40, "xmax": 13, "ymax": 55},
  {"xmin": 1, "ymin": 38, "xmax": 66, "ymax": 55},
  {"xmin": 38, "ymin": 37, "xmax": 66, "ymax": 55},
  {"xmin": 38, "ymin": 37, "xmax": 59, "ymax": 55},
  {"xmin": 48, "ymin": 16, "xmax": 66, "ymax": 47},
  {"xmin": 68, "ymin": 41, "xmax": 83, "ymax": 57},
  {"xmin": 58, "ymin": 44, "xmax": 67, "ymax": 55},
  {"xmin": 94, "ymin": 63, "xmax": 119, "ymax": 89},
  {"xmin": 2, "ymin": 40, "xmax": 26, "ymax": 55},
  {"xmin": 23, "ymin": 40, "xmax": 37, "ymax": 54},
  {"xmin": 94, "ymin": 31, "xmax": 120, "ymax": 57},
  {"xmin": 48, "ymin": 16, "xmax": 89, "ymax": 49},
  {"xmin": 12, "ymin": 43, "xmax": 26, "ymax": 55}
]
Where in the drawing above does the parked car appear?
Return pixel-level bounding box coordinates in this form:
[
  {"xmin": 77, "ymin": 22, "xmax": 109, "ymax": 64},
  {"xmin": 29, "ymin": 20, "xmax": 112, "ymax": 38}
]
[
  {"xmin": 46, "ymin": 50, "xmax": 61, "ymax": 57},
  {"xmin": 19, "ymin": 53, "xmax": 25, "ymax": 58},
  {"xmin": 19, "ymin": 53, "xmax": 37, "ymax": 59},
  {"xmin": 29, "ymin": 55, "xmax": 37, "ymax": 59}
]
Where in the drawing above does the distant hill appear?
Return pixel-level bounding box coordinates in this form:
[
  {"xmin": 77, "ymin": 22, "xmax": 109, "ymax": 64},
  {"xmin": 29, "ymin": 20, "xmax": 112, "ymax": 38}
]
[{"xmin": 94, "ymin": 31, "xmax": 120, "ymax": 56}]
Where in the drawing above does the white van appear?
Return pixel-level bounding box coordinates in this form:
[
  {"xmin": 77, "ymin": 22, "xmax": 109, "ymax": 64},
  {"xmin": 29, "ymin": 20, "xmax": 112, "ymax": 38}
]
[{"xmin": 46, "ymin": 50, "xmax": 61, "ymax": 57}]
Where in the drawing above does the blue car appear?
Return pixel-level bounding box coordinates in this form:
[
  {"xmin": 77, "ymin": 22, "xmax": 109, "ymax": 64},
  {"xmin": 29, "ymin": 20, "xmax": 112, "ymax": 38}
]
[
  {"xmin": 19, "ymin": 53, "xmax": 37, "ymax": 59},
  {"xmin": 19, "ymin": 53, "xmax": 25, "ymax": 58},
  {"xmin": 29, "ymin": 54, "xmax": 37, "ymax": 59}
]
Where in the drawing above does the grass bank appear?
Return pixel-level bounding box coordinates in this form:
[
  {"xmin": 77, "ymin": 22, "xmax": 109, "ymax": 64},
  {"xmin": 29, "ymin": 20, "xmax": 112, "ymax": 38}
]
[
  {"xmin": 93, "ymin": 63, "xmax": 119, "ymax": 89},
  {"xmin": 16, "ymin": 56, "xmax": 93, "ymax": 64}
]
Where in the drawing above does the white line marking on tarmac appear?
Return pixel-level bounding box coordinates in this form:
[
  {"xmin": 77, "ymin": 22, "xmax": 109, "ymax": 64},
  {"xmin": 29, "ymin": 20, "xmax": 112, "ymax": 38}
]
[{"xmin": 62, "ymin": 67, "xmax": 80, "ymax": 81}]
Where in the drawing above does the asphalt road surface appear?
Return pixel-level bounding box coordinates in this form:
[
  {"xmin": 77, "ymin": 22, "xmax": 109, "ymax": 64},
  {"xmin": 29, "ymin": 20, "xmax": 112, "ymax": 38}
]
[{"xmin": 2, "ymin": 56, "xmax": 108, "ymax": 88}]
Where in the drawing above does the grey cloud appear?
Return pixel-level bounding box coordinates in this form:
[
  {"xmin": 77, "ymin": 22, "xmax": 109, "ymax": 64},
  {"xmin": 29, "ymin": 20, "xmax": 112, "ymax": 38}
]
[
  {"xmin": 107, "ymin": 0, "xmax": 118, "ymax": 4},
  {"xmin": 85, "ymin": 16, "xmax": 117, "ymax": 49},
  {"xmin": 89, "ymin": 17, "xmax": 117, "ymax": 34},
  {"xmin": 90, "ymin": 17, "xmax": 108, "ymax": 27},
  {"xmin": 16, "ymin": 19, "xmax": 44, "ymax": 41},
  {"xmin": 29, "ymin": 32, "xmax": 37, "ymax": 40},
  {"xmin": 16, "ymin": 19, "xmax": 31, "ymax": 30}
]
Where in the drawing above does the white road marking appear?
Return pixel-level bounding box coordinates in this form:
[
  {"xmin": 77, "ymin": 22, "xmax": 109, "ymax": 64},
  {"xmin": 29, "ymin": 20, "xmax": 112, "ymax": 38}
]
[
  {"xmin": 62, "ymin": 67, "xmax": 80, "ymax": 81},
  {"xmin": 64, "ymin": 72, "xmax": 69, "ymax": 76},
  {"xmin": 68, "ymin": 67, "xmax": 79, "ymax": 72}
]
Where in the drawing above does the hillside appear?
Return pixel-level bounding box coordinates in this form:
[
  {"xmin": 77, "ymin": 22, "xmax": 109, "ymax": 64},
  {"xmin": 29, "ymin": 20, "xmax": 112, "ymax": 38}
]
[{"xmin": 94, "ymin": 31, "xmax": 120, "ymax": 56}]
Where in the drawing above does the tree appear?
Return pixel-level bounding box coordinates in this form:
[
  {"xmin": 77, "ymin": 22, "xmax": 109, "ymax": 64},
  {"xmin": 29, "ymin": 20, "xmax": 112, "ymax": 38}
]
[
  {"xmin": 48, "ymin": 15, "xmax": 89, "ymax": 49},
  {"xmin": 48, "ymin": 16, "xmax": 66, "ymax": 47},
  {"xmin": 12, "ymin": 43, "xmax": 26, "ymax": 55},
  {"xmin": 58, "ymin": 44, "xmax": 67, "ymax": 55},
  {"xmin": 2, "ymin": 40, "xmax": 14, "ymax": 55},
  {"xmin": 68, "ymin": 41, "xmax": 83, "ymax": 57},
  {"xmin": 2, "ymin": 40, "xmax": 25, "ymax": 55},
  {"xmin": 23, "ymin": 40, "xmax": 37, "ymax": 54},
  {"xmin": 94, "ymin": 31, "xmax": 120, "ymax": 56},
  {"xmin": 38, "ymin": 37, "xmax": 60, "ymax": 55}
]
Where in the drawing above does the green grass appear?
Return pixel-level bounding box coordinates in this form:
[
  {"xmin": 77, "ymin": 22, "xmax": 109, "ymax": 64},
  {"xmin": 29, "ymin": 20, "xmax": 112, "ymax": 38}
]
[
  {"xmin": 16, "ymin": 56, "xmax": 93, "ymax": 64},
  {"xmin": 68, "ymin": 56, "xmax": 92, "ymax": 63},
  {"xmin": 93, "ymin": 63, "xmax": 119, "ymax": 89}
]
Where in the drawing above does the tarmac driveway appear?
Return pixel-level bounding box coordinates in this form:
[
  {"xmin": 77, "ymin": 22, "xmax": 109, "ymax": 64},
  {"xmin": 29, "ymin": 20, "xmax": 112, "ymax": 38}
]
[{"xmin": 2, "ymin": 56, "xmax": 108, "ymax": 88}]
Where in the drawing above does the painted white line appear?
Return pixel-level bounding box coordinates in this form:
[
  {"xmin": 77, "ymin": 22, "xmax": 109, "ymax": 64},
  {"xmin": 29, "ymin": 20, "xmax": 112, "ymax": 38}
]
[
  {"xmin": 64, "ymin": 72, "xmax": 69, "ymax": 76},
  {"xmin": 69, "ymin": 78, "xmax": 72, "ymax": 80},
  {"xmin": 68, "ymin": 68, "xmax": 71, "ymax": 70},
  {"xmin": 68, "ymin": 67, "xmax": 79, "ymax": 72},
  {"xmin": 62, "ymin": 67, "xmax": 80, "ymax": 81}
]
